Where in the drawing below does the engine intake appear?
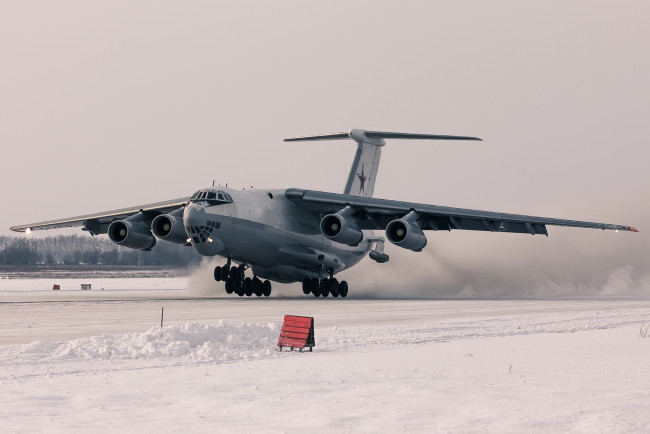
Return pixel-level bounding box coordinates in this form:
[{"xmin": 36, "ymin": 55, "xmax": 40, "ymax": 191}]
[
  {"xmin": 386, "ymin": 211, "xmax": 427, "ymax": 252},
  {"xmin": 108, "ymin": 213, "xmax": 156, "ymax": 251},
  {"xmin": 320, "ymin": 206, "xmax": 363, "ymax": 246},
  {"xmin": 151, "ymin": 209, "xmax": 188, "ymax": 245}
]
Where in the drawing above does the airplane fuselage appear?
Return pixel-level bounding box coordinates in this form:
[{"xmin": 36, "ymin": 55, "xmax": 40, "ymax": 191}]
[{"xmin": 183, "ymin": 187, "xmax": 371, "ymax": 283}]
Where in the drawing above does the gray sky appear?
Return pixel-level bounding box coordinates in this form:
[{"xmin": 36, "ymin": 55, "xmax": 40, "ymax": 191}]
[{"xmin": 2, "ymin": 1, "xmax": 649, "ymax": 294}]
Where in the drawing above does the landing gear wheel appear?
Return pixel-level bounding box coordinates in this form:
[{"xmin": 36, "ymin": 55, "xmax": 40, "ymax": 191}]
[
  {"xmin": 310, "ymin": 278, "xmax": 320, "ymax": 297},
  {"xmin": 220, "ymin": 266, "xmax": 230, "ymax": 281},
  {"xmin": 243, "ymin": 277, "xmax": 253, "ymax": 296},
  {"xmin": 214, "ymin": 266, "xmax": 222, "ymax": 282},
  {"xmin": 338, "ymin": 281, "xmax": 348, "ymax": 298},
  {"xmin": 329, "ymin": 278, "xmax": 339, "ymax": 297},
  {"xmin": 231, "ymin": 266, "xmax": 241, "ymax": 280},
  {"xmin": 253, "ymin": 278, "xmax": 263, "ymax": 297},
  {"xmin": 263, "ymin": 280, "xmax": 272, "ymax": 297},
  {"xmin": 302, "ymin": 278, "xmax": 311, "ymax": 295},
  {"xmin": 320, "ymin": 279, "xmax": 330, "ymax": 297},
  {"xmin": 225, "ymin": 279, "xmax": 233, "ymax": 294},
  {"xmin": 231, "ymin": 267, "xmax": 243, "ymax": 296}
]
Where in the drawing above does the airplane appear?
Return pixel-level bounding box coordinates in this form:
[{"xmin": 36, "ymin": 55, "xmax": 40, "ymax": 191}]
[{"xmin": 10, "ymin": 129, "xmax": 638, "ymax": 298}]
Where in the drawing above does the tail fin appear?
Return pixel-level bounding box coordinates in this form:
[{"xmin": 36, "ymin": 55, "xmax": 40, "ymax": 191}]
[{"xmin": 284, "ymin": 129, "xmax": 481, "ymax": 197}]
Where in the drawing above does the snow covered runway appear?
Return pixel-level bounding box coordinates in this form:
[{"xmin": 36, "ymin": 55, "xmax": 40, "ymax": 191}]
[{"xmin": 1, "ymin": 290, "xmax": 649, "ymax": 432}]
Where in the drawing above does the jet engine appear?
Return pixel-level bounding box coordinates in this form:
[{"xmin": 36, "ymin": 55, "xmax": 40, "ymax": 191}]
[
  {"xmin": 108, "ymin": 213, "xmax": 156, "ymax": 251},
  {"xmin": 151, "ymin": 209, "xmax": 188, "ymax": 245},
  {"xmin": 320, "ymin": 206, "xmax": 363, "ymax": 246},
  {"xmin": 385, "ymin": 211, "xmax": 427, "ymax": 252}
]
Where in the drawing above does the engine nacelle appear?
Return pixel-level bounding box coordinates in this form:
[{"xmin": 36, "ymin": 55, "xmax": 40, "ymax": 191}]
[
  {"xmin": 386, "ymin": 214, "xmax": 427, "ymax": 252},
  {"xmin": 320, "ymin": 206, "xmax": 363, "ymax": 246},
  {"xmin": 151, "ymin": 209, "xmax": 188, "ymax": 245},
  {"xmin": 108, "ymin": 215, "xmax": 156, "ymax": 251}
]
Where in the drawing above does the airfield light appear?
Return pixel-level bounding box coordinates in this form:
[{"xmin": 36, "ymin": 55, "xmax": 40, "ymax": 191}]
[
  {"xmin": 25, "ymin": 228, "xmax": 32, "ymax": 235},
  {"xmin": 207, "ymin": 238, "xmax": 213, "ymax": 243},
  {"xmin": 186, "ymin": 238, "xmax": 192, "ymax": 243},
  {"xmin": 615, "ymin": 229, "xmax": 619, "ymax": 233}
]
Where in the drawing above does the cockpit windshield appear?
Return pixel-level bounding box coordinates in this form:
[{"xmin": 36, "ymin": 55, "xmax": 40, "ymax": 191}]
[{"xmin": 189, "ymin": 189, "xmax": 232, "ymax": 205}]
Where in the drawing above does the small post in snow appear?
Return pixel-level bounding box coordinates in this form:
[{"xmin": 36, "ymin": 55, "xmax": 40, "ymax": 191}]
[{"xmin": 160, "ymin": 307, "xmax": 164, "ymax": 327}]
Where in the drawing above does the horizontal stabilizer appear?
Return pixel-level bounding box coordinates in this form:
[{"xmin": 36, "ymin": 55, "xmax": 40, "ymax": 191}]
[
  {"xmin": 364, "ymin": 131, "xmax": 482, "ymax": 141},
  {"xmin": 284, "ymin": 132, "xmax": 352, "ymax": 142},
  {"xmin": 284, "ymin": 129, "xmax": 482, "ymax": 143},
  {"xmin": 284, "ymin": 128, "xmax": 482, "ymax": 198}
]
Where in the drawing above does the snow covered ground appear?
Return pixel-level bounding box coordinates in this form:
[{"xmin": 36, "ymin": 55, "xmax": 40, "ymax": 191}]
[{"xmin": 1, "ymin": 281, "xmax": 650, "ymax": 433}]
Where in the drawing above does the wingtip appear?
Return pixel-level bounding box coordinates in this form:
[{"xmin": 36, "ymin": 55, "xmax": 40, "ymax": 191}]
[{"xmin": 626, "ymin": 226, "xmax": 639, "ymax": 232}]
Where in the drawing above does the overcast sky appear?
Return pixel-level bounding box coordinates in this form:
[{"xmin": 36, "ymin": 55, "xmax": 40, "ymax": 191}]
[{"xmin": 1, "ymin": 1, "xmax": 648, "ymax": 294}]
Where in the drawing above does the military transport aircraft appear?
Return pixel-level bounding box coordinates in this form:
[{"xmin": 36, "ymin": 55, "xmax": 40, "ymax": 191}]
[{"xmin": 11, "ymin": 129, "xmax": 638, "ymax": 298}]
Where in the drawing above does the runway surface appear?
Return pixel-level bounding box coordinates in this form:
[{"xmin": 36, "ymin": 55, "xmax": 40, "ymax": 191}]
[
  {"xmin": 2, "ymin": 287, "xmax": 650, "ymax": 433},
  {"xmin": 2, "ymin": 289, "xmax": 649, "ymax": 344}
]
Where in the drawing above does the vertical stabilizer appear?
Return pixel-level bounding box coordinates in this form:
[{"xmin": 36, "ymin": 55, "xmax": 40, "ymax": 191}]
[
  {"xmin": 342, "ymin": 130, "xmax": 385, "ymax": 197},
  {"xmin": 284, "ymin": 129, "xmax": 482, "ymax": 198}
]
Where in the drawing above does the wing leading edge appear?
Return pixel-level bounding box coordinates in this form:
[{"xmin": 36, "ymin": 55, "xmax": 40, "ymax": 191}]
[
  {"xmin": 285, "ymin": 189, "xmax": 638, "ymax": 235},
  {"xmin": 10, "ymin": 197, "xmax": 190, "ymax": 235}
]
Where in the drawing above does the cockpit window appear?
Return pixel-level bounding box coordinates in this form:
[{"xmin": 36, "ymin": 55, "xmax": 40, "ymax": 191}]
[{"xmin": 189, "ymin": 189, "xmax": 232, "ymax": 206}]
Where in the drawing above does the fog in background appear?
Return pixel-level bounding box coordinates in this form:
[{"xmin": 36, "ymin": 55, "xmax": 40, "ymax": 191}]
[{"xmin": 2, "ymin": 1, "xmax": 648, "ymax": 297}]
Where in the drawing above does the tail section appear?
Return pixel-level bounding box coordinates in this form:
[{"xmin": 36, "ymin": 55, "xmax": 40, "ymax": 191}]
[{"xmin": 284, "ymin": 129, "xmax": 481, "ymax": 197}]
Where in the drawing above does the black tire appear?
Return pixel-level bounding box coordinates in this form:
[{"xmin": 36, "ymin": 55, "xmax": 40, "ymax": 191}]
[
  {"xmin": 253, "ymin": 278, "xmax": 263, "ymax": 296},
  {"xmin": 220, "ymin": 266, "xmax": 230, "ymax": 281},
  {"xmin": 243, "ymin": 277, "xmax": 253, "ymax": 296},
  {"xmin": 302, "ymin": 278, "xmax": 311, "ymax": 295},
  {"xmin": 214, "ymin": 266, "xmax": 222, "ymax": 282},
  {"xmin": 231, "ymin": 266, "xmax": 242, "ymax": 292},
  {"xmin": 322, "ymin": 278, "xmax": 331, "ymax": 297},
  {"xmin": 339, "ymin": 280, "xmax": 348, "ymax": 298},
  {"xmin": 263, "ymin": 280, "xmax": 272, "ymax": 297},
  {"xmin": 225, "ymin": 278, "xmax": 233, "ymax": 294},
  {"xmin": 231, "ymin": 266, "xmax": 240, "ymax": 280},
  {"xmin": 328, "ymin": 278, "xmax": 339, "ymax": 297},
  {"xmin": 331, "ymin": 281, "xmax": 339, "ymax": 297}
]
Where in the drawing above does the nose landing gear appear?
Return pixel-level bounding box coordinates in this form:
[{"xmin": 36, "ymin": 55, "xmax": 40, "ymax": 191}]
[{"xmin": 214, "ymin": 262, "xmax": 272, "ymax": 297}]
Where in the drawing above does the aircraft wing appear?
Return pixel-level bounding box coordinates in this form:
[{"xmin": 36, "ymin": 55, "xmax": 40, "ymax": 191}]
[
  {"xmin": 285, "ymin": 189, "xmax": 638, "ymax": 235},
  {"xmin": 10, "ymin": 197, "xmax": 190, "ymax": 235}
]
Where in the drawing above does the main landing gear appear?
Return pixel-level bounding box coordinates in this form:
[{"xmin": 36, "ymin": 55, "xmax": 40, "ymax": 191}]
[
  {"xmin": 302, "ymin": 277, "xmax": 349, "ymax": 298},
  {"xmin": 214, "ymin": 264, "xmax": 271, "ymax": 297}
]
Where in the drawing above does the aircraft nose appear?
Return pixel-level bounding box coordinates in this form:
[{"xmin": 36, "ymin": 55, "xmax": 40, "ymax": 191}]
[
  {"xmin": 183, "ymin": 204, "xmax": 224, "ymax": 256},
  {"xmin": 183, "ymin": 203, "xmax": 205, "ymax": 229}
]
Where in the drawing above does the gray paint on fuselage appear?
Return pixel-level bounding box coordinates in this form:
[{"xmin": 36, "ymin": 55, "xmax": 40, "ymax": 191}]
[{"xmin": 183, "ymin": 187, "xmax": 371, "ymax": 283}]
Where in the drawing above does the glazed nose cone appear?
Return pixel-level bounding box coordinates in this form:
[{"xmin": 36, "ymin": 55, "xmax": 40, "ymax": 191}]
[{"xmin": 183, "ymin": 204, "xmax": 224, "ymax": 256}]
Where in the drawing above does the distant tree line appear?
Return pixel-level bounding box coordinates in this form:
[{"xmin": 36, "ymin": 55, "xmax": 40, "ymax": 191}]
[{"xmin": 0, "ymin": 235, "xmax": 202, "ymax": 267}]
